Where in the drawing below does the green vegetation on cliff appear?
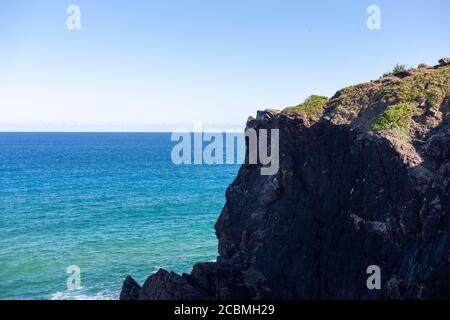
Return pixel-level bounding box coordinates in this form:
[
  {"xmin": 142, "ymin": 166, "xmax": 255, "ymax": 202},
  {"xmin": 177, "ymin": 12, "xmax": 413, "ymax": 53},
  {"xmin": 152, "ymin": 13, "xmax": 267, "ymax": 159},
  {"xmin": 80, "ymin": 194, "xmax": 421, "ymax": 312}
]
[
  {"xmin": 380, "ymin": 68, "xmax": 450, "ymax": 105},
  {"xmin": 275, "ymin": 59, "xmax": 449, "ymax": 141},
  {"xmin": 371, "ymin": 103, "xmax": 417, "ymax": 133},
  {"xmin": 324, "ymin": 63, "xmax": 450, "ymax": 139},
  {"xmin": 330, "ymin": 67, "xmax": 450, "ymax": 110},
  {"xmin": 382, "ymin": 64, "xmax": 409, "ymax": 77},
  {"xmin": 282, "ymin": 95, "xmax": 328, "ymax": 117}
]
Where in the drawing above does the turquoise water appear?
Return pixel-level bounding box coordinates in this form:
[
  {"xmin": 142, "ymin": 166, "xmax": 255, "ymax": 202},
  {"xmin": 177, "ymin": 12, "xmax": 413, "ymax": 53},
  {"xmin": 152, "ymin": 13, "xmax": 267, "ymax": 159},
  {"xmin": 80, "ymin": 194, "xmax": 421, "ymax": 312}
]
[{"xmin": 0, "ymin": 133, "xmax": 240, "ymax": 300}]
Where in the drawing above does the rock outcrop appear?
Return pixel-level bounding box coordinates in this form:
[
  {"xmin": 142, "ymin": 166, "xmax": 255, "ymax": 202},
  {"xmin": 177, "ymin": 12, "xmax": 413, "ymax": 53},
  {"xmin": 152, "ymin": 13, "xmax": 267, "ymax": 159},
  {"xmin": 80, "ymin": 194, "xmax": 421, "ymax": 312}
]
[{"xmin": 121, "ymin": 60, "xmax": 450, "ymax": 299}]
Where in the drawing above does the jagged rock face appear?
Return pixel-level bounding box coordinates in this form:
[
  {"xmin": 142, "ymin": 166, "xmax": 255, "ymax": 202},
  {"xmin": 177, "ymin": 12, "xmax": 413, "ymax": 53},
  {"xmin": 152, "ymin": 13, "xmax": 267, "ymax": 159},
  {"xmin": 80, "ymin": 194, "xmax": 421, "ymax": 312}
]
[
  {"xmin": 216, "ymin": 115, "xmax": 449, "ymax": 299},
  {"xmin": 121, "ymin": 62, "xmax": 450, "ymax": 300},
  {"xmin": 136, "ymin": 269, "xmax": 209, "ymax": 300}
]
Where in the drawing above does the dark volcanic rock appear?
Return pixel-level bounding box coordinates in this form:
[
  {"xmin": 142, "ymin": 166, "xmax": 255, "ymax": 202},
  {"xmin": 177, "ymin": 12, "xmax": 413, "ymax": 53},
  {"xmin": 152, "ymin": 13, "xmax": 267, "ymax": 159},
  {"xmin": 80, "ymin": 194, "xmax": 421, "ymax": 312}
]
[
  {"xmin": 439, "ymin": 58, "xmax": 450, "ymax": 66},
  {"xmin": 138, "ymin": 269, "xmax": 209, "ymax": 300},
  {"xmin": 121, "ymin": 63, "xmax": 450, "ymax": 300},
  {"xmin": 119, "ymin": 276, "xmax": 141, "ymax": 300},
  {"xmin": 426, "ymin": 133, "xmax": 450, "ymax": 160}
]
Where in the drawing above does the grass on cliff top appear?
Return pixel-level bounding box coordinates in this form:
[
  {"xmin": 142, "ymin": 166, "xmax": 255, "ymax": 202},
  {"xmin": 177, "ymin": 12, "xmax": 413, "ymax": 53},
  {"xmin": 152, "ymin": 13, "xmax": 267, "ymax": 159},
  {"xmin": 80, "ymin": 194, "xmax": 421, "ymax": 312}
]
[
  {"xmin": 381, "ymin": 68, "xmax": 450, "ymax": 106},
  {"xmin": 371, "ymin": 103, "xmax": 417, "ymax": 133},
  {"xmin": 282, "ymin": 95, "xmax": 328, "ymax": 116},
  {"xmin": 330, "ymin": 67, "xmax": 450, "ymax": 112}
]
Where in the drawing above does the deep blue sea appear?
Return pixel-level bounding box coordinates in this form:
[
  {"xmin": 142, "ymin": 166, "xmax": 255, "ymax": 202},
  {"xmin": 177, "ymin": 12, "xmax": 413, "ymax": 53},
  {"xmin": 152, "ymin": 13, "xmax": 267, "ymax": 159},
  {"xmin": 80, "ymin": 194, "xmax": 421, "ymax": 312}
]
[{"xmin": 0, "ymin": 133, "xmax": 241, "ymax": 300}]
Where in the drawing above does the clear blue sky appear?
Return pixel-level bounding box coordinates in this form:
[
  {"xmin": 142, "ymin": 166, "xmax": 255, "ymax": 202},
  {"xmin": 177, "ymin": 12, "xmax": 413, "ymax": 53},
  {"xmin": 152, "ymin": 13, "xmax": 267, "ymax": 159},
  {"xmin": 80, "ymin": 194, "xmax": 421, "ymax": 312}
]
[{"xmin": 0, "ymin": 0, "xmax": 449, "ymax": 131}]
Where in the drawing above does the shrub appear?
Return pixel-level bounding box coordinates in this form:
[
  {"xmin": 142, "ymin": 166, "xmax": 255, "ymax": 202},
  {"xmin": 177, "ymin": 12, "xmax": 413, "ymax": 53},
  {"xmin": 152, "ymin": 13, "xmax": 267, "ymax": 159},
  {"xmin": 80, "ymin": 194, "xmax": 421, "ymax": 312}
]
[
  {"xmin": 371, "ymin": 103, "xmax": 416, "ymax": 132},
  {"xmin": 282, "ymin": 95, "xmax": 328, "ymax": 116},
  {"xmin": 382, "ymin": 64, "xmax": 409, "ymax": 77}
]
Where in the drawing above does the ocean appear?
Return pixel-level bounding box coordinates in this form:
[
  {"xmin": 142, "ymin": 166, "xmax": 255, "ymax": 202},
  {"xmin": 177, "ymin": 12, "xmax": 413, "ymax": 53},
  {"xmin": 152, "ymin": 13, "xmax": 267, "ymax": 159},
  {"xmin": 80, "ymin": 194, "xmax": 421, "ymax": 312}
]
[{"xmin": 0, "ymin": 133, "xmax": 241, "ymax": 300}]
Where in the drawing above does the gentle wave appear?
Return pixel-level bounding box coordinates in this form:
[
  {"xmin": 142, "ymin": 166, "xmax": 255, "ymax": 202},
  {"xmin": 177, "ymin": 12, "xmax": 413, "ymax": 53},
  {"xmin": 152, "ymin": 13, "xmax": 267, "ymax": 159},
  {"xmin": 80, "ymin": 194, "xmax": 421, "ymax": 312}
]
[{"xmin": 51, "ymin": 288, "xmax": 117, "ymax": 300}]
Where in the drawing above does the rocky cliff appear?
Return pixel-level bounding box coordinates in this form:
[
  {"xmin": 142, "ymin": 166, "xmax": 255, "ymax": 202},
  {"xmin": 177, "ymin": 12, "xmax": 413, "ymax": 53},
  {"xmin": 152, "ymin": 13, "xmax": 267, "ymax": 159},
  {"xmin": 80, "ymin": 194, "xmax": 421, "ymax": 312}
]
[{"xmin": 121, "ymin": 59, "xmax": 450, "ymax": 300}]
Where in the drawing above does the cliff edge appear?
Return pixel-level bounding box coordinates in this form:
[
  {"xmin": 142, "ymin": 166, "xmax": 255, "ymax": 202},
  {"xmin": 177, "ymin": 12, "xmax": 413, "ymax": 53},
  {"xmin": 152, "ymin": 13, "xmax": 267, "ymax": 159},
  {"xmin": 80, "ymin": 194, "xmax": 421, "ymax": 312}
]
[{"xmin": 121, "ymin": 59, "xmax": 450, "ymax": 299}]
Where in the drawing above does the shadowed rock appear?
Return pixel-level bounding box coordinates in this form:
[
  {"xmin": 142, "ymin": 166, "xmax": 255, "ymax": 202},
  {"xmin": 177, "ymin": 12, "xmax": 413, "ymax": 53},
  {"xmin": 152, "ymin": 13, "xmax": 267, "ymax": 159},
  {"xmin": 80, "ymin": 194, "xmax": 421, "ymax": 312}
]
[
  {"xmin": 138, "ymin": 269, "xmax": 209, "ymax": 300},
  {"xmin": 119, "ymin": 276, "xmax": 141, "ymax": 300}
]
